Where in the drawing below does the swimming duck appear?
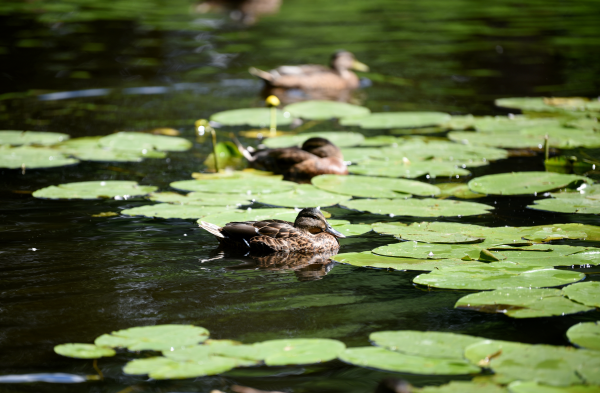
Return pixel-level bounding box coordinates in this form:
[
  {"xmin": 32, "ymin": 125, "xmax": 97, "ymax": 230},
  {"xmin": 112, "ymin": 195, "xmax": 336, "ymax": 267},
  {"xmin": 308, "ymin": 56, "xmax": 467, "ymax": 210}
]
[
  {"xmin": 198, "ymin": 207, "xmax": 345, "ymax": 253},
  {"xmin": 240, "ymin": 137, "xmax": 348, "ymax": 180},
  {"xmin": 249, "ymin": 51, "xmax": 369, "ymax": 91}
]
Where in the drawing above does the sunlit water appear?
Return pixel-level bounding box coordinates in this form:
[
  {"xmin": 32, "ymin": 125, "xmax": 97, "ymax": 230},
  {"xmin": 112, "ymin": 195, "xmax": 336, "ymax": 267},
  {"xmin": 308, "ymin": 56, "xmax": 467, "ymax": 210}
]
[{"xmin": 1, "ymin": 0, "xmax": 600, "ymax": 391}]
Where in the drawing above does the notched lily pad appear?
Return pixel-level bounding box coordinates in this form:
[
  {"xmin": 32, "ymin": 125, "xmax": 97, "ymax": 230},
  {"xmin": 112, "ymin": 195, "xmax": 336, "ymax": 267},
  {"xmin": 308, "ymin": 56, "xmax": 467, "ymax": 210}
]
[
  {"xmin": 349, "ymin": 160, "xmax": 471, "ymax": 179},
  {"xmin": 563, "ymin": 282, "xmax": 600, "ymax": 308},
  {"xmin": 123, "ymin": 356, "xmax": 236, "ymax": 379},
  {"xmin": 33, "ymin": 181, "xmax": 157, "ymax": 200},
  {"xmin": 255, "ymin": 184, "xmax": 351, "ymax": 208},
  {"xmin": 340, "ymin": 112, "xmax": 451, "ymax": 129},
  {"xmin": 0, "ymin": 146, "xmax": 79, "ymax": 169},
  {"xmin": 253, "ymin": 338, "xmax": 346, "ymax": 366},
  {"xmin": 171, "ymin": 177, "xmax": 295, "ymax": 195},
  {"xmin": 121, "ymin": 204, "xmax": 228, "ymax": 219},
  {"xmin": 94, "ymin": 324, "xmax": 209, "ymax": 351},
  {"xmin": 343, "ymin": 198, "xmax": 492, "ymax": 218},
  {"xmin": 210, "ymin": 108, "xmax": 293, "ymax": 127},
  {"xmin": 370, "ymin": 330, "xmax": 483, "ymax": 359},
  {"xmin": 334, "ymin": 251, "xmax": 483, "ymax": 271},
  {"xmin": 313, "ymin": 174, "xmax": 439, "ymax": 198},
  {"xmin": 54, "ymin": 343, "xmax": 115, "ymax": 359},
  {"xmin": 149, "ymin": 191, "xmax": 253, "ymax": 206},
  {"xmin": 372, "ymin": 222, "xmax": 484, "ymax": 243},
  {"xmin": 0, "ymin": 130, "xmax": 70, "ymax": 146},
  {"xmin": 567, "ymin": 322, "xmax": 600, "ymax": 351},
  {"xmin": 283, "ymin": 100, "xmax": 370, "ymax": 120},
  {"xmin": 99, "ymin": 132, "xmax": 192, "ymax": 152},
  {"xmin": 262, "ymin": 131, "xmax": 364, "ymax": 149},
  {"xmin": 469, "ymin": 172, "xmax": 591, "ymax": 196},
  {"xmin": 529, "ymin": 197, "xmax": 600, "ymax": 215}
]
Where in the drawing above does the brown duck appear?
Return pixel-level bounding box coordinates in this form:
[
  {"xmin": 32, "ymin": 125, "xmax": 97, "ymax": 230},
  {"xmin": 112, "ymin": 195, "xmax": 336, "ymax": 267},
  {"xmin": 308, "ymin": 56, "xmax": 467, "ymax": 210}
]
[
  {"xmin": 249, "ymin": 51, "xmax": 369, "ymax": 91},
  {"xmin": 199, "ymin": 207, "xmax": 345, "ymax": 253}
]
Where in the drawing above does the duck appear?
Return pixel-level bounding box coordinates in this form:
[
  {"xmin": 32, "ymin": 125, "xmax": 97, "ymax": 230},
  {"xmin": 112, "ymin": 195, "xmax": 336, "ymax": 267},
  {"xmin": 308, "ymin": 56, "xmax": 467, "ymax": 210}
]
[
  {"xmin": 198, "ymin": 207, "xmax": 345, "ymax": 253},
  {"xmin": 239, "ymin": 137, "xmax": 348, "ymax": 180},
  {"xmin": 249, "ymin": 50, "xmax": 369, "ymax": 91}
]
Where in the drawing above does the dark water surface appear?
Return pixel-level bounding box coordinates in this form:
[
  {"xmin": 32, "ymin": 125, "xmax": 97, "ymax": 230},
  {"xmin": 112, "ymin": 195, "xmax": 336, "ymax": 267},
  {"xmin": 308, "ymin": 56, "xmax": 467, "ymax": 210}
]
[{"xmin": 1, "ymin": 0, "xmax": 600, "ymax": 392}]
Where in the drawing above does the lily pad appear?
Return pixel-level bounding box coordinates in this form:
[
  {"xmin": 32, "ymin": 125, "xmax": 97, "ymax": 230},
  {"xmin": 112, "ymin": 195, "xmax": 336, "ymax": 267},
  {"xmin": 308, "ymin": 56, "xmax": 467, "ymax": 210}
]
[
  {"xmin": 422, "ymin": 381, "xmax": 508, "ymax": 393},
  {"xmin": 529, "ymin": 198, "xmax": 600, "ymax": 215},
  {"xmin": 123, "ymin": 356, "xmax": 236, "ymax": 379},
  {"xmin": 372, "ymin": 222, "xmax": 484, "ymax": 243},
  {"xmin": 472, "ymin": 116, "xmax": 562, "ymax": 132},
  {"xmin": 171, "ymin": 177, "xmax": 296, "ymax": 195},
  {"xmin": 468, "ymin": 172, "xmax": 591, "ymax": 196},
  {"xmin": 313, "ymin": 174, "xmax": 439, "ymax": 198},
  {"xmin": 359, "ymin": 136, "xmax": 403, "ymax": 146},
  {"xmin": 437, "ymin": 183, "xmax": 485, "ymax": 199},
  {"xmin": 339, "ymin": 347, "xmax": 480, "ymax": 375},
  {"xmin": 163, "ymin": 344, "xmax": 258, "ymax": 367},
  {"xmin": 343, "ymin": 198, "xmax": 492, "ymax": 218},
  {"xmin": 563, "ymin": 282, "xmax": 600, "ymax": 307},
  {"xmin": 370, "ymin": 330, "xmax": 483, "ymax": 359},
  {"xmin": 448, "ymin": 131, "xmax": 551, "ymax": 149},
  {"xmin": 349, "ymin": 160, "xmax": 471, "ymax": 179},
  {"xmin": 331, "ymin": 224, "xmax": 372, "ymax": 236},
  {"xmin": 339, "ymin": 147, "xmax": 386, "ymax": 162},
  {"xmin": 55, "ymin": 136, "xmax": 167, "ymax": 162},
  {"xmin": 508, "ymin": 381, "xmax": 600, "ymax": 393},
  {"xmin": 413, "ymin": 263, "xmax": 585, "ymax": 290},
  {"xmin": 340, "ymin": 112, "xmax": 451, "ymax": 129},
  {"xmin": 0, "ymin": 146, "xmax": 79, "ymax": 169},
  {"xmin": 197, "ymin": 208, "xmax": 298, "ymax": 227},
  {"xmin": 381, "ymin": 140, "xmax": 508, "ymax": 163},
  {"xmin": 54, "ymin": 343, "xmax": 115, "ymax": 359},
  {"xmin": 253, "ymin": 338, "xmax": 346, "ymax": 366},
  {"xmin": 567, "ymin": 322, "xmax": 600, "ymax": 351},
  {"xmin": 99, "ymin": 132, "xmax": 192, "ymax": 152},
  {"xmin": 373, "ymin": 242, "xmax": 483, "ymax": 259},
  {"xmin": 261, "ymin": 131, "xmax": 364, "ymax": 149},
  {"xmin": 210, "ymin": 108, "xmax": 293, "ymax": 127},
  {"xmin": 121, "ymin": 204, "xmax": 227, "ymax": 219},
  {"xmin": 94, "ymin": 324, "xmax": 209, "ymax": 351},
  {"xmin": 33, "ymin": 181, "xmax": 157, "ymax": 200},
  {"xmin": 334, "ymin": 251, "xmax": 483, "ymax": 271},
  {"xmin": 283, "ymin": 101, "xmax": 370, "ymax": 120},
  {"xmin": 495, "ymin": 97, "xmax": 600, "ymax": 113},
  {"xmin": 149, "ymin": 191, "xmax": 253, "ymax": 206},
  {"xmin": 255, "ymin": 184, "xmax": 351, "ymax": 208},
  {"xmin": 455, "ymin": 288, "xmax": 593, "ymax": 318},
  {"xmin": 0, "ymin": 130, "xmax": 70, "ymax": 146}
]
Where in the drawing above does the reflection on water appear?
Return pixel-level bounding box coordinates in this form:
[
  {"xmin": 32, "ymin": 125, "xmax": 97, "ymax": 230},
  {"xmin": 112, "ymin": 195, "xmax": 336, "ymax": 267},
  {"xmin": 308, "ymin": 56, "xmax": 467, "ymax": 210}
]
[{"xmin": 195, "ymin": 0, "xmax": 282, "ymax": 25}]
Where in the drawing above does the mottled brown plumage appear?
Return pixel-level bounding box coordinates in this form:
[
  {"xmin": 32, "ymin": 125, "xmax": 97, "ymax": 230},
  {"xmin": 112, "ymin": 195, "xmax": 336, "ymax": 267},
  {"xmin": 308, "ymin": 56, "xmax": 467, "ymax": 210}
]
[{"xmin": 199, "ymin": 207, "xmax": 345, "ymax": 253}]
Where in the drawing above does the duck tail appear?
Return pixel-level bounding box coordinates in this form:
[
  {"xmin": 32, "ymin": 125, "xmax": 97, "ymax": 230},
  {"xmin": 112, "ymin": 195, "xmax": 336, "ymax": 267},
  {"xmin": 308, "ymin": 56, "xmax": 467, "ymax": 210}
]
[
  {"xmin": 199, "ymin": 221, "xmax": 225, "ymax": 238},
  {"xmin": 248, "ymin": 67, "xmax": 274, "ymax": 82},
  {"xmin": 231, "ymin": 135, "xmax": 255, "ymax": 162}
]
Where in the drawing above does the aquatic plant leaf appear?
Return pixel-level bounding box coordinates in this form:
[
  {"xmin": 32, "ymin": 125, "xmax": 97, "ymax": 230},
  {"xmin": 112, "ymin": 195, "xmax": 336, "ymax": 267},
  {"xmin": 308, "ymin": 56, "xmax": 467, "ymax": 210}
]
[
  {"xmin": 99, "ymin": 132, "xmax": 192, "ymax": 152},
  {"xmin": 339, "ymin": 147, "xmax": 386, "ymax": 162},
  {"xmin": 171, "ymin": 177, "xmax": 295, "ymax": 194},
  {"xmin": 343, "ymin": 198, "xmax": 492, "ymax": 218},
  {"xmin": 359, "ymin": 136, "xmax": 403, "ymax": 146},
  {"xmin": 0, "ymin": 130, "xmax": 70, "ymax": 146},
  {"xmin": 94, "ymin": 324, "xmax": 209, "ymax": 351},
  {"xmin": 0, "ymin": 146, "xmax": 79, "ymax": 169},
  {"xmin": 253, "ymin": 338, "xmax": 345, "ymax": 366},
  {"xmin": 448, "ymin": 130, "xmax": 550, "ymax": 148},
  {"xmin": 54, "ymin": 136, "xmax": 166, "ymax": 162},
  {"xmin": 149, "ymin": 191, "xmax": 253, "ymax": 206},
  {"xmin": 255, "ymin": 184, "xmax": 351, "ymax": 208},
  {"xmin": 370, "ymin": 330, "xmax": 483, "ymax": 359},
  {"xmin": 566, "ymin": 118, "xmax": 600, "ymax": 131},
  {"xmin": 421, "ymin": 381, "xmax": 508, "ymax": 393},
  {"xmin": 339, "ymin": 347, "xmax": 480, "ymax": 375},
  {"xmin": 495, "ymin": 97, "xmax": 600, "ymax": 113},
  {"xmin": 210, "ymin": 108, "xmax": 293, "ymax": 127},
  {"xmin": 552, "ymin": 184, "xmax": 600, "ymax": 199},
  {"xmin": 372, "ymin": 222, "xmax": 484, "ymax": 243},
  {"xmin": 313, "ymin": 174, "xmax": 439, "ymax": 198},
  {"xmin": 261, "ymin": 131, "xmax": 364, "ymax": 148},
  {"xmin": 283, "ymin": 100, "xmax": 370, "ymax": 120},
  {"xmin": 191, "ymin": 169, "xmax": 282, "ymax": 180},
  {"xmin": 437, "ymin": 183, "xmax": 485, "ymax": 199},
  {"xmin": 528, "ymin": 198, "xmax": 600, "ymax": 215},
  {"xmin": 413, "ymin": 263, "xmax": 585, "ymax": 290},
  {"xmin": 333, "ymin": 251, "xmax": 483, "ymax": 271},
  {"xmin": 468, "ymin": 172, "xmax": 591, "ymax": 195},
  {"xmin": 197, "ymin": 208, "xmax": 298, "ymax": 227},
  {"xmin": 373, "ymin": 242, "xmax": 483, "ymax": 259},
  {"xmin": 380, "ymin": 140, "xmax": 508, "ymax": 162},
  {"xmin": 33, "ymin": 181, "xmax": 157, "ymax": 200},
  {"xmin": 455, "ymin": 288, "xmax": 593, "ymax": 318},
  {"xmin": 163, "ymin": 345, "xmax": 259, "ymax": 367},
  {"xmin": 123, "ymin": 356, "xmax": 236, "ymax": 379},
  {"xmin": 349, "ymin": 160, "xmax": 471, "ymax": 178},
  {"xmin": 54, "ymin": 343, "xmax": 115, "ymax": 359},
  {"xmin": 508, "ymin": 380, "xmax": 600, "ymax": 393},
  {"xmin": 472, "ymin": 116, "xmax": 562, "ymax": 132},
  {"xmin": 566, "ymin": 322, "xmax": 600, "ymax": 351},
  {"xmin": 562, "ymin": 282, "xmax": 600, "ymax": 307},
  {"xmin": 204, "ymin": 141, "xmax": 245, "ymax": 171},
  {"xmin": 121, "ymin": 204, "xmax": 227, "ymax": 219},
  {"xmin": 330, "ymin": 224, "xmax": 371, "ymax": 236},
  {"xmin": 340, "ymin": 111, "xmax": 451, "ymax": 129}
]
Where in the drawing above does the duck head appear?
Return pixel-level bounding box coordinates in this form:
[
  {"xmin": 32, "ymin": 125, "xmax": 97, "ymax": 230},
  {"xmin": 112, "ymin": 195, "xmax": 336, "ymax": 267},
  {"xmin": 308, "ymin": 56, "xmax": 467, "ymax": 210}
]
[
  {"xmin": 330, "ymin": 50, "xmax": 369, "ymax": 73},
  {"xmin": 301, "ymin": 137, "xmax": 343, "ymax": 160},
  {"xmin": 294, "ymin": 207, "xmax": 346, "ymax": 238}
]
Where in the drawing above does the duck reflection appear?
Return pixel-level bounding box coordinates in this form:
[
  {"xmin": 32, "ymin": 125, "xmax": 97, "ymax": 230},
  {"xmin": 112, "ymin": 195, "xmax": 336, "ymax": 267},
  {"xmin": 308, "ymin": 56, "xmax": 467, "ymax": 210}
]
[{"xmin": 195, "ymin": 0, "xmax": 281, "ymax": 25}]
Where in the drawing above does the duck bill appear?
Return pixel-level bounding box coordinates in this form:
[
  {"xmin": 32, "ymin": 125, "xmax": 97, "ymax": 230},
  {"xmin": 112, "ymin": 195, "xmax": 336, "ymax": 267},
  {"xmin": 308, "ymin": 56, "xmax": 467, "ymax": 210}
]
[
  {"xmin": 326, "ymin": 225, "xmax": 346, "ymax": 238},
  {"xmin": 352, "ymin": 60, "xmax": 369, "ymax": 72}
]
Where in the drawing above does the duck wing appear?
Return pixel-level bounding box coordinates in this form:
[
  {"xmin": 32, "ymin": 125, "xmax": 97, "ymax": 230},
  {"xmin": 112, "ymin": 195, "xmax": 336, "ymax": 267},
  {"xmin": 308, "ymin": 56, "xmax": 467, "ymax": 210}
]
[{"xmin": 222, "ymin": 219, "xmax": 301, "ymax": 241}]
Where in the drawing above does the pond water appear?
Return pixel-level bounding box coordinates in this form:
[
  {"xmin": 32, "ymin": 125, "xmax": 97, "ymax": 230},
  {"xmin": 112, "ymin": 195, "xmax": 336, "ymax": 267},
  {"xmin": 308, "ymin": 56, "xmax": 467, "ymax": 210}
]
[{"xmin": 1, "ymin": 0, "xmax": 600, "ymax": 392}]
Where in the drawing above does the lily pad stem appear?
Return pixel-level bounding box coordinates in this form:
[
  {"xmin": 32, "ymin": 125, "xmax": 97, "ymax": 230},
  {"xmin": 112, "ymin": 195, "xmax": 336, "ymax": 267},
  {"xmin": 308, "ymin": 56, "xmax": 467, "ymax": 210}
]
[
  {"xmin": 211, "ymin": 127, "xmax": 219, "ymax": 172},
  {"xmin": 270, "ymin": 106, "xmax": 277, "ymax": 137},
  {"xmin": 93, "ymin": 358, "xmax": 104, "ymax": 380},
  {"xmin": 544, "ymin": 134, "xmax": 550, "ymax": 162}
]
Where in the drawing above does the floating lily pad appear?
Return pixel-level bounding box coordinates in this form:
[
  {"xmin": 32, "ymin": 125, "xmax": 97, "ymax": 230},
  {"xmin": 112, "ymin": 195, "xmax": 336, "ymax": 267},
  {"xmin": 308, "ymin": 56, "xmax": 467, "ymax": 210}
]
[
  {"xmin": 197, "ymin": 208, "xmax": 298, "ymax": 227},
  {"xmin": 123, "ymin": 356, "xmax": 236, "ymax": 379},
  {"xmin": 210, "ymin": 108, "xmax": 293, "ymax": 127},
  {"xmin": 370, "ymin": 331, "xmax": 483, "ymax": 359},
  {"xmin": 330, "ymin": 224, "xmax": 371, "ymax": 236},
  {"xmin": 566, "ymin": 322, "xmax": 600, "ymax": 351},
  {"xmin": 313, "ymin": 174, "xmax": 440, "ymax": 198},
  {"xmin": 149, "ymin": 192, "xmax": 253, "ymax": 206},
  {"xmin": 349, "ymin": 160, "xmax": 471, "ymax": 178},
  {"xmin": 54, "ymin": 343, "xmax": 115, "ymax": 359},
  {"xmin": 333, "ymin": 251, "xmax": 483, "ymax": 271},
  {"xmin": 339, "ymin": 347, "xmax": 480, "ymax": 375},
  {"xmin": 529, "ymin": 198, "xmax": 600, "ymax": 215},
  {"xmin": 372, "ymin": 222, "xmax": 484, "ymax": 243},
  {"xmin": 381, "ymin": 140, "xmax": 508, "ymax": 163},
  {"xmin": 455, "ymin": 288, "xmax": 593, "ymax": 318},
  {"xmin": 567, "ymin": 118, "xmax": 600, "ymax": 131},
  {"xmin": 508, "ymin": 380, "xmax": 600, "ymax": 393},
  {"xmin": 373, "ymin": 242, "xmax": 483, "ymax": 259},
  {"xmin": 163, "ymin": 344, "xmax": 258, "ymax": 367},
  {"xmin": 448, "ymin": 131, "xmax": 550, "ymax": 149},
  {"xmin": 261, "ymin": 131, "xmax": 365, "ymax": 149},
  {"xmin": 413, "ymin": 263, "xmax": 585, "ymax": 290},
  {"xmin": 283, "ymin": 101, "xmax": 370, "ymax": 120},
  {"xmin": 121, "ymin": 204, "xmax": 227, "ymax": 219},
  {"xmin": 472, "ymin": 116, "xmax": 562, "ymax": 132},
  {"xmin": 359, "ymin": 136, "xmax": 403, "ymax": 146},
  {"xmin": 343, "ymin": 198, "xmax": 492, "ymax": 218},
  {"xmin": 33, "ymin": 181, "xmax": 157, "ymax": 200},
  {"xmin": 468, "ymin": 172, "xmax": 591, "ymax": 196},
  {"xmin": 191, "ymin": 169, "xmax": 281, "ymax": 180},
  {"xmin": 339, "ymin": 147, "xmax": 386, "ymax": 162},
  {"xmin": 0, "ymin": 146, "xmax": 79, "ymax": 169},
  {"xmin": 340, "ymin": 112, "xmax": 451, "ymax": 129},
  {"xmin": 99, "ymin": 132, "xmax": 192, "ymax": 152},
  {"xmin": 495, "ymin": 97, "xmax": 600, "ymax": 113},
  {"xmin": 171, "ymin": 177, "xmax": 295, "ymax": 195},
  {"xmin": 563, "ymin": 282, "xmax": 600, "ymax": 308},
  {"xmin": 520, "ymin": 127, "xmax": 600, "ymax": 149},
  {"xmin": 253, "ymin": 338, "xmax": 345, "ymax": 366},
  {"xmin": 255, "ymin": 184, "xmax": 351, "ymax": 208},
  {"xmin": 422, "ymin": 381, "xmax": 508, "ymax": 393},
  {"xmin": 0, "ymin": 130, "xmax": 70, "ymax": 146},
  {"xmin": 437, "ymin": 183, "xmax": 485, "ymax": 199},
  {"xmin": 94, "ymin": 324, "xmax": 209, "ymax": 351},
  {"xmin": 55, "ymin": 136, "xmax": 166, "ymax": 162}
]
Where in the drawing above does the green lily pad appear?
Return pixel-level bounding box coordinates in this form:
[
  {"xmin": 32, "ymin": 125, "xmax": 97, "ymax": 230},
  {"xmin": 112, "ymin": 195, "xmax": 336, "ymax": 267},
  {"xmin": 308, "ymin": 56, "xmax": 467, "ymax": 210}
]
[
  {"xmin": 422, "ymin": 381, "xmax": 508, "ymax": 393},
  {"xmin": 253, "ymin": 338, "xmax": 345, "ymax": 366},
  {"xmin": 171, "ymin": 177, "xmax": 296, "ymax": 195},
  {"xmin": 437, "ymin": 183, "xmax": 485, "ymax": 199},
  {"xmin": 343, "ymin": 198, "xmax": 492, "ymax": 218},
  {"xmin": 0, "ymin": 130, "xmax": 70, "ymax": 146},
  {"xmin": 0, "ymin": 146, "xmax": 79, "ymax": 169},
  {"xmin": 563, "ymin": 282, "xmax": 600, "ymax": 307},
  {"xmin": 373, "ymin": 242, "xmax": 483, "ymax": 259},
  {"xmin": 566, "ymin": 118, "xmax": 600, "ymax": 131},
  {"xmin": 349, "ymin": 160, "xmax": 471, "ymax": 178},
  {"xmin": 413, "ymin": 263, "xmax": 585, "ymax": 290},
  {"xmin": 381, "ymin": 140, "xmax": 508, "ymax": 163},
  {"xmin": 197, "ymin": 208, "xmax": 298, "ymax": 227},
  {"xmin": 359, "ymin": 136, "xmax": 403, "ymax": 146},
  {"xmin": 340, "ymin": 112, "xmax": 451, "ymax": 129},
  {"xmin": 330, "ymin": 224, "xmax": 371, "ymax": 236},
  {"xmin": 261, "ymin": 131, "xmax": 364, "ymax": 149},
  {"xmin": 99, "ymin": 132, "xmax": 192, "ymax": 152},
  {"xmin": 370, "ymin": 330, "xmax": 483, "ymax": 359},
  {"xmin": 33, "ymin": 181, "xmax": 157, "ymax": 200},
  {"xmin": 472, "ymin": 116, "xmax": 562, "ymax": 132},
  {"xmin": 163, "ymin": 344, "xmax": 258, "ymax": 367},
  {"xmin": 339, "ymin": 147, "xmax": 386, "ymax": 162},
  {"xmin": 123, "ymin": 356, "xmax": 236, "ymax": 379},
  {"xmin": 339, "ymin": 347, "xmax": 480, "ymax": 375},
  {"xmin": 121, "ymin": 204, "xmax": 228, "ymax": 219},
  {"xmin": 372, "ymin": 222, "xmax": 484, "ymax": 243},
  {"xmin": 54, "ymin": 343, "xmax": 115, "ymax": 359},
  {"xmin": 495, "ymin": 97, "xmax": 600, "ymax": 113},
  {"xmin": 210, "ymin": 107, "xmax": 294, "ymax": 127},
  {"xmin": 455, "ymin": 288, "xmax": 593, "ymax": 318},
  {"xmin": 313, "ymin": 174, "xmax": 440, "ymax": 198},
  {"xmin": 334, "ymin": 251, "xmax": 484, "ymax": 271},
  {"xmin": 567, "ymin": 322, "xmax": 600, "ymax": 351},
  {"xmin": 255, "ymin": 184, "xmax": 351, "ymax": 208},
  {"xmin": 149, "ymin": 192, "xmax": 253, "ymax": 206},
  {"xmin": 468, "ymin": 172, "xmax": 591, "ymax": 196},
  {"xmin": 55, "ymin": 136, "xmax": 166, "ymax": 162},
  {"xmin": 94, "ymin": 324, "xmax": 209, "ymax": 351},
  {"xmin": 448, "ymin": 131, "xmax": 551, "ymax": 149},
  {"xmin": 529, "ymin": 198, "xmax": 600, "ymax": 215},
  {"xmin": 508, "ymin": 381, "xmax": 600, "ymax": 393},
  {"xmin": 283, "ymin": 100, "xmax": 370, "ymax": 120}
]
